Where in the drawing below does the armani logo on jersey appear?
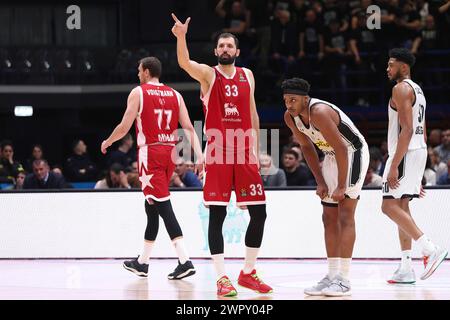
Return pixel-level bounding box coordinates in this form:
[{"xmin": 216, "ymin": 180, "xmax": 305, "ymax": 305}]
[{"xmin": 239, "ymin": 73, "xmax": 247, "ymax": 82}]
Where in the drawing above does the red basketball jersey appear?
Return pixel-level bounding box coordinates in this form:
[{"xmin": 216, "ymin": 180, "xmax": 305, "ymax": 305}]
[
  {"xmin": 135, "ymin": 82, "xmax": 180, "ymax": 147},
  {"xmin": 201, "ymin": 66, "xmax": 253, "ymax": 152}
]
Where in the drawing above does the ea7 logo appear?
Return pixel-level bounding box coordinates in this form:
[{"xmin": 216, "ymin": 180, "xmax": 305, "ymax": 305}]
[
  {"xmin": 366, "ymin": 5, "xmax": 381, "ymax": 30},
  {"xmin": 66, "ymin": 5, "xmax": 81, "ymax": 30}
]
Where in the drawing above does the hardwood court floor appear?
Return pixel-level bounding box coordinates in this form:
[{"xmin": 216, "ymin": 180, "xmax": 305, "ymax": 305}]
[{"xmin": 0, "ymin": 259, "xmax": 449, "ymax": 300}]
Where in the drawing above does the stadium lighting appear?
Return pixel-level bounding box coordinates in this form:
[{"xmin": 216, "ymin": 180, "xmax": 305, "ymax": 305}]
[{"xmin": 14, "ymin": 106, "xmax": 33, "ymax": 117}]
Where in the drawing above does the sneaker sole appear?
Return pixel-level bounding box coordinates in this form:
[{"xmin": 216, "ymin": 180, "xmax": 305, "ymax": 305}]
[
  {"xmin": 237, "ymin": 283, "xmax": 273, "ymax": 294},
  {"xmin": 218, "ymin": 290, "xmax": 238, "ymax": 297},
  {"xmin": 304, "ymin": 290, "xmax": 325, "ymax": 296},
  {"xmin": 387, "ymin": 280, "xmax": 416, "ymax": 284},
  {"xmin": 420, "ymin": 251, "xmax": 448, "ymax": 280},
  {"xmin": 123, "ymin": 263, "xmax": 148, "ymax": 277},
  {"xmin": 322, "ymin": 290, "xmax": 352, "ymax": 297},
  {"xmin": 168, "ymin": 269, "xmax": 196, "ymax": 280}
]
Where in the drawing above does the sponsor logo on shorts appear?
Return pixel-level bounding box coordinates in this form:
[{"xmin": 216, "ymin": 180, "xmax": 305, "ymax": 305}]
[{"xmin": 209, "ymin": 192, "xmax": 217, "ymax": 197}]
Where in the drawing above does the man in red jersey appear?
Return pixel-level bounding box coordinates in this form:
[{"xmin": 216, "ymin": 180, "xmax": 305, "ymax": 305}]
[
  {"xmin": 101, "ymin": 57, "xmax": 204, "ymax": 280},
  {"xmin": 171, "ymin": 14, "xmax": 272, "ymax": 297}
]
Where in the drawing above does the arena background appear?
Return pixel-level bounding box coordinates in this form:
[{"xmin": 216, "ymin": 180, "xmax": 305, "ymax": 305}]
[{"xmin": 0, "ymin": 0, "xmax": 450, "ymax": 302}]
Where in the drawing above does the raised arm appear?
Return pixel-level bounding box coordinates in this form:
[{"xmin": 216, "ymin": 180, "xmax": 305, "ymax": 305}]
[
  {"xmin": 171, "ymin": 13, "xmax": 214, "ymax": 94},
  {"xmin": 101, "ymin": 87, "xmax": 140, "ymax": 154}
]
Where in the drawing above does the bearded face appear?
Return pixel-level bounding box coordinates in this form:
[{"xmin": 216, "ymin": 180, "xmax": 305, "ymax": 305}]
[
  {"xmin": 215, "ymin": 37, "xmax": 240, "ymax": 66},
  {"xmin": 218, "ymin": 52, "xmax": 237, "ymax": 65}
]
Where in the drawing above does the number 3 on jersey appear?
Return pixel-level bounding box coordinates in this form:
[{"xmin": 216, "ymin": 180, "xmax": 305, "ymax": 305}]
[
  {"xmin": 249, "ymin": 184, "xmax": 263, "ymax": 196},
  {"xmin": 225, "ymin": 85, "xmax": 238, "ymax": 97},
  {"xmin": 154, "ymin": 109, "xmax": 172, "ymax": 130}
]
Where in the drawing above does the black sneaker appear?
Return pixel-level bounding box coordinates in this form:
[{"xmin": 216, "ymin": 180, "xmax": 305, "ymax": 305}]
[
  {"xmin": 123, "ymin": 257, "xmax": 148, "ymax": 277},
  {"xmin": 168, "ymin": 260, "xmax": 196, "ymax": 280}
]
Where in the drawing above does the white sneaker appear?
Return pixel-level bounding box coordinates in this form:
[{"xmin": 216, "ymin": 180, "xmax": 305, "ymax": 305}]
[
  {"xmin": 322, "ymin": 274, "xmax": 352, "ymax": 297},
  {"xmin": 420, "ymin": 247, "xmax": 448, "ymax": 280},
  {"xmin": 387, "ymin": 267, "xmax": 416, "ymax": 284},
  {"xmin": 304, "ymin": 275, "xmax": 332, "ymax": 296}
]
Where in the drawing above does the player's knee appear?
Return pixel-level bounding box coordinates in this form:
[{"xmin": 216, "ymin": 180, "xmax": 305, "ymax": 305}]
[
  {"xmin": 322, "ymin": 210, "xmax": 338, "ymax": 228},
  {"xmin": 144, "ymin": 201, "xmax": 159, "ymax": 241},
  {"xmin": 338, "ymin": 214, "xmax": 355, "ymax": 229},
  {"xmin": 381, "ymin": 201, "xmax": 392, "ymax": 215},
  {"xmin": 338, "ymin": 208, "xmax": 355, "ymax": 227},
  {"xmin": 248, "ymin": 204, "xmax": 267, "ymax": 222},
  {"xmin": 245, "ymin": 205, "xmax": 267, "ymax": 248},
  {"xmin": 154, "ymin": 200, "xmax": 183, "ymax": 240},
  {"xmin": 208, "ymin": 206, "xmax": 227, "ymax": 255}
]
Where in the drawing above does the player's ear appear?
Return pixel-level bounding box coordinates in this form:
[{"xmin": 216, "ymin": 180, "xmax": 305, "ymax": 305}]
[
  {"xmin": 236, "ymin": 48, "xmax": 240, "ymax": 57},
  {"xmin": 214, "ymin": 48, "xmax": 218, "ymax": 57}
]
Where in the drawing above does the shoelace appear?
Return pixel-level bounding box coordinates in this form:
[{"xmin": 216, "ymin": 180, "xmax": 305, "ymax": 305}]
[
  {"xmin": 218, "ymin": 278, "xmax": 233, "ymax": 287},
  {"xmin": 330, "ymin": 280, "xmax": 349, "ymax": 290},
  {"xmin": 251, "ymin": 273, "xmax": 264, "ymax": 284}
]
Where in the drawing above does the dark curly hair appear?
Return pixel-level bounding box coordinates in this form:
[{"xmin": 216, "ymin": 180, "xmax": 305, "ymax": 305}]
[
  {"xmin": 389, "ymin": 48, "xmax": 416, "ymax": 67},
  {"xmin": 281, "ymin": 78, "xmax": 311, "ymax": 95}
]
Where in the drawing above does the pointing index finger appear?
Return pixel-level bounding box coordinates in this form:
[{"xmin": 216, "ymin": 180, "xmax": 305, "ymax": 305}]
[{"xmin": 171, "ymin": 13, "xmax": 180, "ymax": 23}]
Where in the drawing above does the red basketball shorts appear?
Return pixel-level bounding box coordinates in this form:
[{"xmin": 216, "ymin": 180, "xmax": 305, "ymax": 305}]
[{"xmin": 138, "ymin": 144, "xmax": 175, "ymax": 202}]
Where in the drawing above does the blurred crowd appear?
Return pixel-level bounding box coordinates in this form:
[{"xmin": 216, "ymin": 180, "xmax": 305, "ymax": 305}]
[
  {"xmin": 1, "ymin": 128, "xmax": 449, "ymax": 190},
  {"xmin": 214, "ymin": 0, "xmax": 450, "ymax": 105}
]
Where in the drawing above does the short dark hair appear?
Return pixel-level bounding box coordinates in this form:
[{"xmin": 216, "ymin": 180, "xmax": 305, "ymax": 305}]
[
  {"xmin": 33, "ymin": 159, "xmax": 49, "ymax": 167},
  {"xmin": 119, "ymin": 133, "xmax": 133, "ymax": 146},
  {"xmin": 32, "ymin": 144, "xmax": 43, "ymax": 151},
  {"xmin": 139, "ymin": 56, "xmax": 162, "ymax": 78},
  {"xmin": 215, "ymin": 33, "xmax": 239, "ymax": 49},
  {"xmin": 369, "ymin": 147, "xmax": 383, "ymax": 162},
  {"xmin": 109, "ymin": 163, "xmax": 124, "ymax": 174},
  {"xmin": 283, "ymin": 149, "xmax": 299, "ymax": 160},
  {"xmin": 71, "ymin": 139, "xmax": 82, "ymax": 151},
  {"xmin": 281, "ymin": 78, "xmax": 311, "ymax": 95},
  {"xmin": 0, "ymin": 139, "xmax": 13, "ymax": 150},
  {"xmin": 389, "ymin": 48, "xmax": 416, "ymax": 67}
]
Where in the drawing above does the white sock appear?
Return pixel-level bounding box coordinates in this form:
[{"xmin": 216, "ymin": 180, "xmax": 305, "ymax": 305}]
[
  {"xmin": 327, "ymin": 257, "xmax": 340, "ymax": 278},
  {"xmin": 243, "ymin": 247, "xmax": 259, "ymax": 274},
  {"xmin": 416, "ymin": 234, "xmax": 436, "ymax": 256},
  {"xmin": 138, "ymin": 240, "xmax": 154, "ymax": 264},
  {"xmin": 340, "ymin": 258, "xmax": 352, "ymax": 280},
  {"xmin": 211, "ymin": 253, "xmax": 226, "ymax": 280},
  {"xmin": 400, "ymin": 250, "xmax": 413, "ymax": 271},
  {"xmin": 173, "ymin": 238, "xmax": 189, "ymax": 264}
]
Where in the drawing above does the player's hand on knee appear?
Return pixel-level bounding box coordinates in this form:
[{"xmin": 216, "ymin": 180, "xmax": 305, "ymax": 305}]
[
  {"xmin": 316, "ymin": 182, "xmax": 329, "ymax": 199},
  {"xmin": 331, "ymin": 186, "xmax": 345, "ymax": 202}
]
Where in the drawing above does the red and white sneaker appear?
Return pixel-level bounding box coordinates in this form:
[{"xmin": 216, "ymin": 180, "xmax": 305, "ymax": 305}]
[
  {"xmin": 420, "ymin": 247, "xmax": 448, "ymax": 280},
  {"xmin": 217, "ymin": 276, "xmax": 237, "ymax": 297},
  {"xmin": 238, "ymin": 269, "xmax": 273, "ymax": 294}
]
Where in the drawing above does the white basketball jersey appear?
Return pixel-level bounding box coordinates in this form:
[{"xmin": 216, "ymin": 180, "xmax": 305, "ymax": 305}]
[
  {"xmin": 292, "ymin": 98, "xmax": 367, "ymax": 156},
  {"xmin": 387, "ymin": 79, "xmax": 427, "ymax": 156}
]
